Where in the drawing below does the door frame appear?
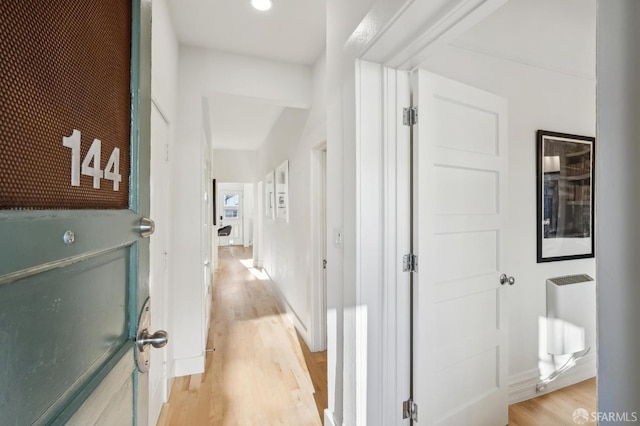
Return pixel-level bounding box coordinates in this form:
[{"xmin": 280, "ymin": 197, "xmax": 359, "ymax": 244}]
[
  {"xmin": 310, "ymin": 142, "xmax": 328, "ymax": 352},
  {"xmin": 149, "ymin": 100, "xmax": 171, "ymax": 424},
  {"xmin": 351, "ymin": 0, "xmax": 512, "ymax": 423},
  {"xmin": 356, "ymin": 61, "xmax": 413, "ymax": 424}
]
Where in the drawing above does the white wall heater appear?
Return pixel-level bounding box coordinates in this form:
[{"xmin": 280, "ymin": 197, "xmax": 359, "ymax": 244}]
[{"xmin": 537, "ymin": 274, "xmax": 595, "ymax": 392}]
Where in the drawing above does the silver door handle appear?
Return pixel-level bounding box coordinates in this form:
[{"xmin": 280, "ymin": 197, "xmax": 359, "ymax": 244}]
[
  {"xmin": 137, "ymin": 329, "xmax": 168, "ymax": 350},
  {"xmin": 500, "ymin": 274, "xmax": 516, "ymax": 286}
]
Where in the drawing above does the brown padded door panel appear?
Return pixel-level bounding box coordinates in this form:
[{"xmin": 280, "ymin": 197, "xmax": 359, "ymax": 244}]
[{"xmin": 0, "ymin": 1, "xmax": 132, "ymax": 209}]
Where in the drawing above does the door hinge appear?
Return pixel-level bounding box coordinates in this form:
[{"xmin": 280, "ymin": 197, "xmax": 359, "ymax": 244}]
[
  {"xmin": 403, "ymin": 254, "xmax": 417, "ymax": 272},
  {"xmin": 403, "ymin": 107, "xmax": 417, "ymax": 126},
  {"xmin": 403, "ymin": 398, "xmax": 418, "ymax": 422}
]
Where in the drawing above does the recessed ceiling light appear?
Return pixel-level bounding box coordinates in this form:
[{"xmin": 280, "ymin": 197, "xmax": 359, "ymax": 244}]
[{"xmin": 251, "ymin": 0, "xmax": 273, "ymax": 11}]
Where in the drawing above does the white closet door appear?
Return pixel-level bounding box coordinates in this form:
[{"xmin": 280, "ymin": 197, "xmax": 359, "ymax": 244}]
[{"xmin": 413, "ymin": 69, "xmax": 509, "ymax": 425}]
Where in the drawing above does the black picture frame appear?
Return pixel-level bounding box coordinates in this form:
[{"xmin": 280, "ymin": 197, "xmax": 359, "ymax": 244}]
[{"xmin": 536, "ymin": 130, "xmax": 595, "ymax": 263}]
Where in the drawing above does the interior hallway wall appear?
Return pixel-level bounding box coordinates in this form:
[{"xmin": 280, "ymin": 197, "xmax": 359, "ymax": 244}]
[
  {"xmin": 150, "ymin": 0, "xmax": 179, "ymax": 387},
  {"xmin": 211, "ymin": 149, "xmax": 257, "ymax": 183},
  {"xmin": 256, "ymin": 53, "xmax": 327, "ymax": 348},
  {"xmin": 243, "ymin": 183, "xmax": 254, "ymax": 247},
  {"xmin": 596, "ymin": 1, "xmax": 640, "ymax": 417},
  {"xmin": 326, "ymin": 1, "xmax": 383, "ymax": 424}
]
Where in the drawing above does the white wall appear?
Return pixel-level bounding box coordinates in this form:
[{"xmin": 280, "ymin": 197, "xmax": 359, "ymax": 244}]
[
  {"xmin": 211, "ymin": 149, "xmax": 257, "ymax": 183},
  {"xmin": 326, "ymin": 1, "xmax": 381, "ymax": 424},
  {"xmin": 152, "ymin": 0, "xmax": 179, "ymax": 121},
  {"xmin": 256, "ymin": 53, "xmax": 327, "ymax": 348},
  {"xmin": 171, "ymin": 60, "xmax": 207, "ymax": 376},
  {"xmin": 180, "ymin": 46, "xmax": 313, "ymax": 108},
  {"xmin": 420, "ymin": 42, "xmax": 597, "ymax": 399},
  {"xmin": 150, "ymin": 0, "xmax": 179, "ymax": 388},
  {"xmin": 243, "ymin": 183, "xmax": 254, "ymax": 247},
  {"xmin": 596, "ymin": 1, "xmax": 640, "ymax": 417}
]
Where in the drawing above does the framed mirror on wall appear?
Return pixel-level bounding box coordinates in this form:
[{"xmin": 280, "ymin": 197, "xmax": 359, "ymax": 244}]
[
  {"xmin": 275, "ymin": 160, "xmax": 289, "ymax": 222},
  {"xmin": 537, "ymin": 130, "xmax": 595, "ymax": 263}
]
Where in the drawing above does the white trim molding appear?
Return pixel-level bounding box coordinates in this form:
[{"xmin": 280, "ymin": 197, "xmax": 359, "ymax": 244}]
[
  {"xmin": 324, "ymin": 409, "xmax": 339, "ymax": 426},
  {"xmin": 173, "ymin": 355, "xmax": 205, "ymax": 378},
  {"xmin": 356, "ymin": 0, "xmax": 511, "ymax": 69},
  {"xmin": 508, "ymin": 354, "xmax": 597, "ymax": 404},
  {"xmin": 310, "ymin": 142, "xmax": 328, "ymax": 352},
  {"xmin": 355, "ymin": 59, "xmax": 385, "ymax": 425},
  {"xmin": 381, "ymin": 66, "xmax": 412, "ymax": 426}
]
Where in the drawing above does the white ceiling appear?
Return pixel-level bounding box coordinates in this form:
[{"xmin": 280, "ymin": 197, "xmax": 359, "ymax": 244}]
[
  {"xmin": 168, "ymin": 0, "xmax": 323, "ymax": 151},
  {"xmin": 168, "ymin": 0, "xmax": 326, "ymax": 65},
  {"xmin": 207, "ymin": 93, "xmax": 285, "ymax": 150},
  {"xmin": 451, "ymin": 0, "xmax": 595, "ymax": 79},
  {"xmin": 175, "ymin": 0, "xmax": 595, "ymax": 153}
]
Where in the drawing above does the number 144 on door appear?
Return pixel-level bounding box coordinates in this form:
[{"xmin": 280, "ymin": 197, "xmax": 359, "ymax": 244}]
[{"xmin": 62, "ymin": 129, "xmax": 122, "ymax": 191}]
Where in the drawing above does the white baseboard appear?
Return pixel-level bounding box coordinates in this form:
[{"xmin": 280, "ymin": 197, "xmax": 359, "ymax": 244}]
[
  {"xmin": 508, "ymin": 368, "xmax": 541, "ymax": 404},
  {"xmin": 324, "ymin": 409, "xmax": 338, "ymax": 426},
  {"xmin": 263, "ymin": 268, "xmax": 311, "ymax": 347},
  {"xmin": 173, "ymin": 354, "xmax": 205, "ymax": 377},
  {"xmin": 167, "ymin": 376, "xmax": 175, "ymax": 399},
  {"xmin": 508, "ymin": 354, "xmax": 597, "ymax": 404}
]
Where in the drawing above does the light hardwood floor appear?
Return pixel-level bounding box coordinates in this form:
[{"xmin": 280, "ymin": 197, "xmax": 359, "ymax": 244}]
[
  {"xmin": 296, "ymin": 332, "xmax": 327, "ymax": 422},
  {"xmin": 509, "ymin": 378, "xmax": 596, "ymax": 425},
  {"xmin": 157, "ymin": 247, "xmax": 594, "ymax": 426},
  {"xmin": 158, "ymin": 246, "xmax": 323, "ymax": 425}
]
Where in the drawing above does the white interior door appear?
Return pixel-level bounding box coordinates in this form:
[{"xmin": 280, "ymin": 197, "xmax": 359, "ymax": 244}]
[
  {"xmin": 149, "ymin": 104, "xmax": 170, "ymax": 424},
  {"xmin": 219, "ymin": 190, "xmax": 243, "ymax": 246},
  {"xmin": 413, "ymin": 69, "xmax": 508, "ymax": 425}
]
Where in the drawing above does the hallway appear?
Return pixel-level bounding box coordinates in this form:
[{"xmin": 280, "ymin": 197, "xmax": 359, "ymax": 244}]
[{"xmin": 158, "ymin": 246, "xmax": 324, "ymax": 425}]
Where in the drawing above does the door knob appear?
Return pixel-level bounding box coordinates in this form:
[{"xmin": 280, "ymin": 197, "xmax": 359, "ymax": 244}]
[
  {"xmin": 500, "ymin": 274, "xmax": 516, "ymax": 286},
  {"xmin": 135, "ymin": 298, "xmax": 168, "ymax": 372},
  {"xmin": 137, "ymin": 329, "xmax": 168, "ymax": 350}
]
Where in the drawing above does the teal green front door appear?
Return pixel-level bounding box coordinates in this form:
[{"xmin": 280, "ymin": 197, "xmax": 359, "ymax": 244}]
[{"xmin": 0, "ymin": 1, "xmax": 152, "ymax": 424}]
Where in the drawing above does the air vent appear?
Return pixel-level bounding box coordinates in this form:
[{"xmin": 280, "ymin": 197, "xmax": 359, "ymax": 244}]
[{"xmin": 547, "ymin": 274, "xmax": 593, "ymax": 286}]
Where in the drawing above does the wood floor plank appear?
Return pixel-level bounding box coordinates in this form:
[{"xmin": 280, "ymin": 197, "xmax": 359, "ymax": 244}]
[
  {"xmin": 158, "ymin": 246, "xmax": 323, "ymax": 426},
  {"xmin": 296, "ymin": 331, "xmax": 327, "ymax": 423},
  {"xmin": 509, "ymin": 378, "xmax": 596, "ymax": 425}
]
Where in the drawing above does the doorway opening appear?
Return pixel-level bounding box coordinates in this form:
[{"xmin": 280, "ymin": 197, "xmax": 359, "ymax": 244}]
[
  {"xmin": 217, "ymin": 183, "xmax": 254, "ymax": 248},
  {"xmin": 355, "ymin": 0, "xmax": 597, "ymax": 423}
]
